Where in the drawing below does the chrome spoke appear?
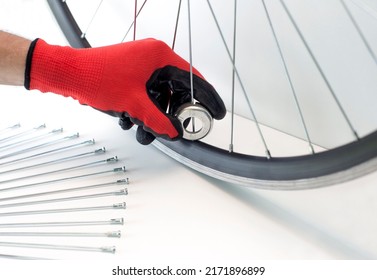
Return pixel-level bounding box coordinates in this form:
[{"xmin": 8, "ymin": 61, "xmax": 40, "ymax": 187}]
[
  {"xmin": 261, "ymin": 0, "xmax": 314, "ymax": 154},
  {"xmin": 206, "ymin": 0, "xmax": 271, "ymax": 158},
  {"xmin": 80, "ymin": 0, "xmax": 103, "ymax": 39},
  {"xmin": 279, "ymin": 0, "xmax": 359, "ymax": 140},
  {"xmin": 350, "ymin": 0, "xmax": 377, "ymax": 21},
  {"xmin": 172, "ymin": 0, "xmax": 183, "ymax": 50},
  {"xmin": 121, "ymin": 0, "xmax": 148, "ymax": 42},
  {"xmin": 133, "ymin": 0, "xmax": 138, "ymax": 40},
  {"xmin": 187, "ymin": 0, "xmax": 196, "ymax": 132},
  {"xmin": 229, "ymin": 0, "xmax": 237, "ymax": 153},
  {"xmin": 341, "ymin": 0, "xmax": 377, "ymax": 65}
]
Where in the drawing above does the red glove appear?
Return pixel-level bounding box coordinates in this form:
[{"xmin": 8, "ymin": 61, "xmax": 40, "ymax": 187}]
[{"xmin": 24, "ymin": 38, "xmax": 226, "ymax": 144}]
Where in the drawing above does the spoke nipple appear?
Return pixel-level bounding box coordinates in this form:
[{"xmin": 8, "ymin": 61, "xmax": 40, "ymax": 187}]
[
  {"xmin": 265, "ymin": 150, "xmax": 272, "ymax": 159},
  {"xmin": 101, "ymin": 246, "xmax": 116, "ymax": 253},
  {"xmin": 113, "ymin": 202, "xmax": 127, "ymax": 209},
  {"xmin": 106, "ymin": 231, "xmax": 121, "ymax": 238},
  {"xmin": 66, "ymin": 133, "xmax": 80, "ymax": 139},
  {"xmin": 10, "ymin": 123, "xmax": 21, "ymax": 129},
  {"xmin": 116, "ymin": 179, "xmax": 129, "ymax": 185},
  {"xmin": 309, "ymin": 145, "xmax": 315, "ymax": 154},
  {"xmin": 113, "ymin": 166, "xmax": 126, "ymax": 173},
  {"xmin": 95, "ymin": 147, "xmax": 106, "ymax": 154},
  {"xmin": 116, "ymin": 188, "xmax": 128, "ymax": 195},
  {"xmin": 354, "ymin": 131, "xmax": 360, "ymax": 141},
  {"xmin": 34, "ymin": 124, "xmax": 46, "ymax": 130},
  {"xmin": 110, "ymin": 218, "xmax": 124, "ymax": 225},
  {"xmin": 85, "ymin": 139, "xmax": 95, "ymax": 145},
  {"xmin": 52, "ymin": 128, "xmax": 64, "ymax": 133},
  {"xmin": 106, "ymin": 156, "xmax": 118, "ymax": 163}
]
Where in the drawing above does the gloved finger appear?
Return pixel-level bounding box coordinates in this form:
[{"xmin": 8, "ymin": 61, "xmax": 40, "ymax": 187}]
[
  {"xmin": 118, "ymin": 115, "xmax": 134, "ymax": 130},
  {"xmin": 136, "ymin": 125, "xmax": 156, "ymax": 145},
  {"xmin": 121, "ymin": 111, "xmax": 182, "ymax": 142},
  {"xmin": 147, "ymin": 66, "xmax": 226, "ymax": 120}
]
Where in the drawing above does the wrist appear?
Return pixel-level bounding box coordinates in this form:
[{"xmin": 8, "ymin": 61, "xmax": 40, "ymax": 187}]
[
  {"xmin": 0, "ymin": 31, "xmax": 31, "ymax": 86},
  {"xmin": 24, "ymin": 38, "xmax": 39, "ymax": 89},
  {"xmin": 25, "ymin": 39, "xmax": 105, "ymax": 105}
]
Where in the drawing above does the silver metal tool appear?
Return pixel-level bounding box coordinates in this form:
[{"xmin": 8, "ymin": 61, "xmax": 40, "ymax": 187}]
[
  {"xmin": 0, "ymin": 218, "xmax": 124, "ymax": 228},
  {"xmin": 0, "ymin": 202, "xmax": 126, "ymax": 217},
  {"xmin": 175, "ymin": 103, "xmax": 213, "ymax": 140},
  {"xmin": 0, "ymin": 241, "xmax": 116, "ymax": 253}
]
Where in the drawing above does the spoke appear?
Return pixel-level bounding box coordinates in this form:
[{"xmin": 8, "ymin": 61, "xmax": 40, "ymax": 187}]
[
  {"xmin": 206, "ymin": 0, "xmax": 271, "ymax": 158},
  {"xmin": 350, "ymin": 0, "xmax": 377, "ymax": 20},
  {"xmin": 133, "ymin": 0, "xmax": 138, "ymax": 40},
  {"xmin": 172, "ymin": 0, "xmax": 183, "ymax": 50},
  {"xmin": 341, "ymin": 0, "xmax": 377, "ymax": 65},
  {"xmin": 229, "ymin": 0, "xmax": 237, "ymax": 153},
  {"xmin": 187, "ymin": 0, "xmax": 195, "ymax": 104},
  {"xmin": 279, "ymin": 0, "xmax": 359, "ymax": 140},
  {"xmin": 121, "ymin": 0, "xmax": 148, "ymax": 42},
  {"xmin": 187, "ymin": 0, "xmax": 196, "ymax": 132},
  {"xmin": 81, "ymin": 0, "xmax": 103, "ymax": 39},
  {"xmin": 261, "ymin": 0, "xmax": 314, "ymax": 154}
]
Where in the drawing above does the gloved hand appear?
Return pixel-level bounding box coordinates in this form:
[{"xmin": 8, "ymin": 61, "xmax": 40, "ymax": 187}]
[{"xmin": 24, "ymin": 38, "xmax": 226, "ymax": 144}]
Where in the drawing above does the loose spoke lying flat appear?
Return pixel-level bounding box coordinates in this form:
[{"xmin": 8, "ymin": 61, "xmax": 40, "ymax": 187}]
[
  {"xmin": 0, "ymin": 253, "xmax": 52, "ymax": 260},
  {"xmin": 0, "ymin": 202, "xmax": 127, "ymax": 217},
  {"xmin": 0, "ymin": 166, "xmax": 126, "ymax": 193},
  {"xmin": 0, "ymin": 124, "xmax": 45, "ymax": 144},
  {"xmin": 0, "ymin": 179, "xmax": 128, "ymax": 203},
  {"xmin": 0, "ymin": 189, "xmax": 128, "ymax": 209},
  {"xmin": 0, "ymin": 139, "xmax": 95, "ymax": 167},
  {"xmin": 0, "ymin": 241, "xmax": 116, "ymax": 253},
  {"xmin": 0, "ymin": 133, "xmax": 80, "ymax": 161},
  {"xmin": 0, "ymin": 147, "xmax": 106, "ymax": 175},
  {"xmin": 0, "ymin": 218, "xmax": 124, "ymax": 228},
  {"xmin": 0, "ymin": 156, "xmax": 119, "ymax": 185},
  {"xmin": 0, "ymin": 128, "xmax": 63, "ymax": 150},
  {"xmin": 0, "ymin": 231, "xmax": 121, "ymax": 238}
]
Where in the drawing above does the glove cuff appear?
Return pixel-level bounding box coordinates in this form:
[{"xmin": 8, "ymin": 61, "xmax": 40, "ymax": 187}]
[
  {"xmin": 23, "ymin": 38, "xmax": 106, "ymax": 107},
  {"xmin": 24, "ymin": 38, "xmax": 39, "ymax": 90}
]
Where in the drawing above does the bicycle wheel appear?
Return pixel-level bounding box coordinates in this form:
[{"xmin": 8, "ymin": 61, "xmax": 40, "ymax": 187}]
[{"xmin": 47, "ymin": 0, "xmax": 377, "ymax": 189}]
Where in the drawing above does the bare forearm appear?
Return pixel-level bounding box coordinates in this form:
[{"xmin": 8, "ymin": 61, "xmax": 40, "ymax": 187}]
[{"xmin": 0, "ymin": 31, "xmax": 31, "ymax": 86}]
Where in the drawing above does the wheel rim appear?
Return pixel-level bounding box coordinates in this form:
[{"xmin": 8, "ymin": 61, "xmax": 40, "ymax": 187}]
[{"xmin": 47, "ymin": 0, "xmax": 377, "ymax": 189}]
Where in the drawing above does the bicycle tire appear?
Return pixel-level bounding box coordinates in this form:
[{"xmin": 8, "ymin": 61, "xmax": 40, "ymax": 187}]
[{"xmin": 47, "ymin": 0, "xmax": 377, "ymax": 189}]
